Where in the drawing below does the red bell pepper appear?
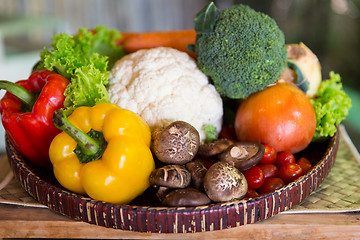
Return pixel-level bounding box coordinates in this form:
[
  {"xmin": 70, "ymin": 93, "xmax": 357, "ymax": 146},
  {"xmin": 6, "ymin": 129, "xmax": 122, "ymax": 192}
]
[{"xmin": 0, "ymin": 70, "xmax": 69, "ymax": 168}]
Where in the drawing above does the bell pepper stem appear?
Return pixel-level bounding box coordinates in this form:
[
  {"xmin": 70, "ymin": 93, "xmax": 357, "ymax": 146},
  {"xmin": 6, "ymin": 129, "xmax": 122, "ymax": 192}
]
[
  {"xmin": 0, "ymin": 80, "xmax": 36, "ymax": 109},
  {"xmin": 53, "ymin": 109, "xmax": 101, "ymax": 157}
]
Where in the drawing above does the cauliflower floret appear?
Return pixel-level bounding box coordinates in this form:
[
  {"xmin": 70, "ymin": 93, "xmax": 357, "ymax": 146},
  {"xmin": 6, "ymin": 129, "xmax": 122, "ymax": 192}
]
[{"xmin": 108, "ymin": 47, "xmax": 223, "ymax": 141}]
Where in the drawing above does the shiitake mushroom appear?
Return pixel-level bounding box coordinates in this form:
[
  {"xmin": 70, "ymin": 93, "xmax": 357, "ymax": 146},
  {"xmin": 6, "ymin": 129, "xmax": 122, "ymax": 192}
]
[
  {"xmin": 203, "ymin": 161, "xmax": 248, "ymax": 202},
  {"xmin": 185, "ymin": 159, "xmax": 207, "ymax": 190},
  {"xmin": 197, "ymin": 138, "xmax": 234, "ymax": 157},
  {"xmin": 162, "ymin": 188, "xmax": 211, "ymax": 207},
  {"xmin": 156, "ymin": 186, "xmax": 171, "ymax": 202},
  {"xmin": 219, "ymin": 142, "xmax": 265, "ymax": 171},
  {"xmin": 149, "ymin": 165, "xmax": 191, "ymax": 188},
  {"xmin": 149, "ymin": 120, "xmax": 266, "ymax": 206},
  {"xmin": 151, "ymin": 121, "xmax": 200, "ymax": 165}
]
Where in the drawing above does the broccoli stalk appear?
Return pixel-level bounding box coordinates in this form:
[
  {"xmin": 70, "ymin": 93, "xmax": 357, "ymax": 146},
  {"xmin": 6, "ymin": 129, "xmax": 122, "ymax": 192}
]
[{"xmin": 193, "ymin": 2, "xmax": 288, "ymax": 99}]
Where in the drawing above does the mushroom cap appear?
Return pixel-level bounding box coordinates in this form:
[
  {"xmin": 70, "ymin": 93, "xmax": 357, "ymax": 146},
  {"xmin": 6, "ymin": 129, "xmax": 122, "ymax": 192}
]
[
  {"xmin": 152, "ymin": 121, "xmax": 200, "ymax": 164},
  {"xmin": 204, "ymin": 161, "xmax": 248, "ymax": 202},
  {"xmin": 162, "ymin": 188, "xmax": 211, "ymax": 207},
  {"xmin": 185, "ymin": 159, "xmax": 207, "ymax": 190},
  {"xmin": 197, "ymin": 138, "xmax": 234, "ymax": 157},
  {"xmin": 149, "ymin": 165, "xmax": 191, "ymax": 188},
  {"xmin": 220, "ymin": 142, "xmax": 265, "ymax": 171}
]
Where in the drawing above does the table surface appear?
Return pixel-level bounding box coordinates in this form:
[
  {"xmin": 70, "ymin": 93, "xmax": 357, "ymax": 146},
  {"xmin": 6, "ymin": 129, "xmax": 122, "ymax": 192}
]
[
  {"xmin": 1, "ymin": 126, "xmax": 360, "ymax": 239},
  {"xmin": 0, "ymin": 204, "xmax": 359, "ymax": 239}
]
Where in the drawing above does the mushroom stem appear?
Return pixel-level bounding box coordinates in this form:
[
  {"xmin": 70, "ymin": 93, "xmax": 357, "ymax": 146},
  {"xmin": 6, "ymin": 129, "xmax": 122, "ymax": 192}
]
[
  {"xmin": 229, "ymin": 145, "xmax": 249, "ymax": 159},
  {"xmin": 219, "ymin": 142, "xmax": 265, "ymax": 171}
]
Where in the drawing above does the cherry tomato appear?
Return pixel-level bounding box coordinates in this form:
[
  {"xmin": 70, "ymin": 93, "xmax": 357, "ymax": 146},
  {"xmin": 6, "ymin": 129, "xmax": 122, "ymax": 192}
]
[
  {"xmin": 297, "ymin": 157, "xmax": 313, "ymax": 175},
  {"xmin": 244, "ymin": 187, "xmax": 260, "ymax": 199},
  {"xmin": 219, "ymin": 124, "xmax": 237, "ymax": 141},
  {"xmin": 258, "ymin": 178, "xmax": 285, "ymax": 194},
  {"xmin": 258, "ymin": 164, "xmax": 278, "ymax": 179},
  {"xmin": 243, "ymin": 166, "xmax": 265, "ymax": 189},
  {"xmin": 275, "ymin": 151, "xmax": 296, "ymax": 169},
  {"xmin": 259, "ymin": 144, "xmax": 277, "ymax": 164},
  {"xmin": 234, "ymin": 82, "xmax": 316, "ymax": 153},
  {"xmin": 279, "ymin": 163, "xmax": 303, "ymax": 184}
]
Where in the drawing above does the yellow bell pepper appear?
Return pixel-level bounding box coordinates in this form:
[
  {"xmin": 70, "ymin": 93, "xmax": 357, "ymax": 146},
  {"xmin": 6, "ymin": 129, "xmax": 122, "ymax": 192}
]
[{"xmin": 49, "ymin": 103, "xmax": 155, "ymax": 204}]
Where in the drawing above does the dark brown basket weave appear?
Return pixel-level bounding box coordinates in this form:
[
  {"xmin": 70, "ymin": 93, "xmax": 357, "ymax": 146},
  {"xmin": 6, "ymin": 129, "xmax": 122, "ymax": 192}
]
[{"xmin": 5, "ymin": 132, "xmax": 339, "ymax": 233}]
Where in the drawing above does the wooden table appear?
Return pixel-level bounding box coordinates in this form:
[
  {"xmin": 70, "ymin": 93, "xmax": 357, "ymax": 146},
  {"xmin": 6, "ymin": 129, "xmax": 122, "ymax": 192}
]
[{"xmin": 0, "ymin": 203, "xmax": 359, "ymax": 239}]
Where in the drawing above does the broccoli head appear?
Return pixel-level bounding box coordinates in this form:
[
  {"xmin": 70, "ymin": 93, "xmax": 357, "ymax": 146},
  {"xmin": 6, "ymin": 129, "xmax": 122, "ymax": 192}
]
[{"xmin": 194, "ymin": 2, "xmax": 288, "ymax": 99}]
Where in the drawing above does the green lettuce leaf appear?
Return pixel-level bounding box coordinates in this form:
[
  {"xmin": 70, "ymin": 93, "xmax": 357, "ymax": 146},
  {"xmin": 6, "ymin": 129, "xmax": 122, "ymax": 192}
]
[
  {"xmin": 311, "ymin": 71, "xmax": 352, "ymax": 142},
  {"xmin": 63, "ymin": 64, "xmax": 110, "ymax": 114},
  {"xmin": 36, "ymin": 25, "xmax": 126, "ymax": 114}
]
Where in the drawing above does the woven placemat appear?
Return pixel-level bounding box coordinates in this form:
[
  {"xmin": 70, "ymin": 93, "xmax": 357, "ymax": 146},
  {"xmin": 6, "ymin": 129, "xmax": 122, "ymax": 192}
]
[
  {"xmin": 0, "ymin": 125, "xmax": 359, "ymax": 213},
  {"xmin": 0, "ymin": 153, "xmax": 46, "ymax": 208},
  {"xmin": 283, "ymin": 125, "xmax": 360, "ymax": 213}
]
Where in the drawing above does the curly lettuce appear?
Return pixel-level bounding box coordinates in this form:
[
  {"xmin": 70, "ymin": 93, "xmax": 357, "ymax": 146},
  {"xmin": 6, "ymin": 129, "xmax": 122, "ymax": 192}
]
[
  {"xmin": 36, "ymin": 25, "xmax": 126, "ymax": 114},
  {"xmin": 311, "ymin": 71, "xmax": 352, "ymax": 142}
]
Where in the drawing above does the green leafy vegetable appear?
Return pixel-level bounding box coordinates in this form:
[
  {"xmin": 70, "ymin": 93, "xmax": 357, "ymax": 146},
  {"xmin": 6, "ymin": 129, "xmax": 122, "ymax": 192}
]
[
  {"xmin": 193, "ymin": 2, "xmax": 219, "ymax": 34},
  {"xmin": 204, "ymin": 125, "xmax": 218, "ymax": 143},
  {"xmin": 63, "ymin": 65, "xmax": 110, "ymax": 112},
  {"xmin": 36, "ymin": 25, "xmax": 126, "ymax": 114},
  {"xmin": 311, "ymin": 72, "xmax": 352, "ymax": 142}
]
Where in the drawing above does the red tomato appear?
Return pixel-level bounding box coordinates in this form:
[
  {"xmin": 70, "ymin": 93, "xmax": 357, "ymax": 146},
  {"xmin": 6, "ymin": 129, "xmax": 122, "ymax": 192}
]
[
  {"xmin": 234, "ymin": 82, "xmax": 316, "ymax": 153},
  {"xmin": 259, "ymin": 144, "xmax": 277, "ymax": 164},
  {"xmin": 243, "ymin": 166, "xmax": 265, "ymax": 189},
  {"xmin": 279, "ymin": 163, "xmax": 303, "ymax": 184},
  {"xmin": 244, "ymin": 187, "xmax": 260, "ymax": 199},
  {"xmin": 258, "ymin": 178, "xmax": 285, "ymax": 194},
  {"xmin": 219, "ymin": 124, "xmax": 237, "ymax": 141},
  {"xmin": 275, "ymin": 151, "xmax": 296, "ymax": 169},
  {"xmin": 258, "ymin": 164, "xmax": 278, "ymax": 179},
  {"xmin": 297, "ymin": 157, "xmax": 313, "ymax": 175}
]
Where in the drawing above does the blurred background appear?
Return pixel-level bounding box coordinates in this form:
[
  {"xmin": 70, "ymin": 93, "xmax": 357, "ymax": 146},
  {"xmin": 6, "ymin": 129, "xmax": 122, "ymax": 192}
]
[{"xmin": 0, "ymin": 0, "xmax": 359, "ymax": 152}]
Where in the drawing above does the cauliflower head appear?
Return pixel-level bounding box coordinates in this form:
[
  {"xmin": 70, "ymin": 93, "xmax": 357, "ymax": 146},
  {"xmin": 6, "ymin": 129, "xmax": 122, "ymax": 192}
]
[{"xmin": 108, "ymin": 47, "xmax": 223, "ymax": 141}]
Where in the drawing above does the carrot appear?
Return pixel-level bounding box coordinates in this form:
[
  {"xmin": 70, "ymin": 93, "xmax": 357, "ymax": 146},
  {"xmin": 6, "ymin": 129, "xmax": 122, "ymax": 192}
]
[{"xmin": 117, "ymin": 30, "xmax": 197, "ymax": 58}]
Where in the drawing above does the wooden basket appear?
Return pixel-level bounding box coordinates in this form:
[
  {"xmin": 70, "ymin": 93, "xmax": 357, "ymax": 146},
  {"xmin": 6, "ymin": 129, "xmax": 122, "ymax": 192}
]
[{"xmin": 5, "ymin": 132, "xmax": 339, "ymax": 233}]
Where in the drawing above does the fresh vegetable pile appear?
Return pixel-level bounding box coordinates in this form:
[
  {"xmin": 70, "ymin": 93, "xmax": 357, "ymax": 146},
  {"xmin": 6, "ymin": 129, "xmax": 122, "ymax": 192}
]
[{"xmin": 0, "ymin": 2, "xmax": 352, "ymax": 206}]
